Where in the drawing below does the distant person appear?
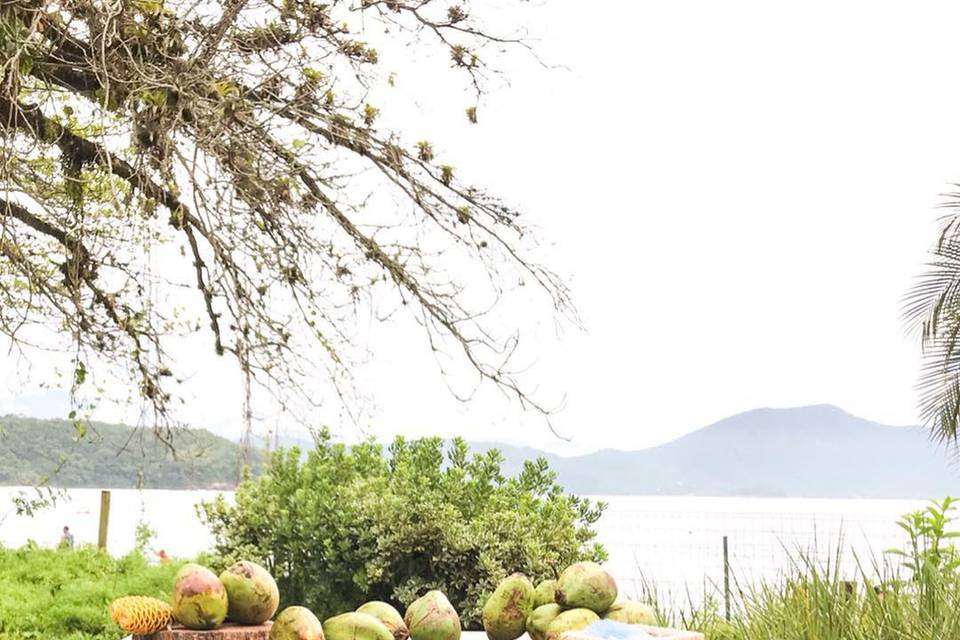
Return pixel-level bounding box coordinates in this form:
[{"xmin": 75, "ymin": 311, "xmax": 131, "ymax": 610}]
[
  {"xmin": 156, "ymin": 549, "xmax": 170, "ymax": 563},
  {"xmin": 59, "ymin": 526, "xmax": 74, "ymax": 548}
]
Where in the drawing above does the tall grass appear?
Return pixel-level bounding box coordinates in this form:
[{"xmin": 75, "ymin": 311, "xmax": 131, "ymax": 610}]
[{"xmin": 641, "ymin": 498, "xmax": 960, "ymax": 639}]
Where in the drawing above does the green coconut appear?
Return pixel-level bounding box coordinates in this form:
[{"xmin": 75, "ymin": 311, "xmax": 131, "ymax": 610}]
[
  {"xmin": 171, "ymin": 563, "xmax": 228, "ymax": 630},
  {"xmin": 554, "ymin": 562, "xmax": 617, "ymax": 614},
  {"xmin": 603, "ymin": 601, "xmax": 656, "ymax": 626},
  {"xmin": 357, "ymin": 602, "xmax": 410, "ymax": 640},
  {"xmin": 526, "ymin": 604, "xmax": 562, "ymax": 640},
  {"xmin": 324, "ymin": 612, "xmax": 393, "ymax": 640},
  {"xmin": 271, "ymin": 606, "xmax": 325, "ymax": 640},
  {"xmin": 404, "ymin": 591, "xmax": 461, "ymax": 640},
  {"xmin": 482, "ymin": 573, "xmax": 535, "ymax": 640},
  {"xmin": 544, "ymin": 608, "xmax": 599, "ymax": 640},
  {"xmin": 220, "ymin": 560, "xmax": 280, "ymax": 625},
  {"xmin": 533, "ymin": 580, "xmax": 557, "ymax": 609}
]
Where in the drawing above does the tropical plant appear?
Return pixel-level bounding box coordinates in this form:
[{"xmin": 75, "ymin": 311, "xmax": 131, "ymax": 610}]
[
  {"xmin": 906, "ymin": 206, "xmax": 960, "ymax": 442},
  {"xmin": 886, "ymin": 496, "xmax": 960, "ymax": 618},
  {"xmin": 198, "ymin": 435, "xmax": 607, "ymax": 627}
]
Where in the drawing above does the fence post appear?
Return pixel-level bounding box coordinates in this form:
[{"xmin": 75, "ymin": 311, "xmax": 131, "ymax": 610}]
[
  {"xmin": 97, "ymin": 490, "xmax": 111, "ymax": 549},
  {"xmin": 723, "ymin": 535, "xmax": 731, "ymax": 621}
]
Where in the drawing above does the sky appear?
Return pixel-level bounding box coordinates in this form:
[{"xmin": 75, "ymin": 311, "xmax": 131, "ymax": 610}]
[{"xmin": 3, "ymin": 0, "xmax": 960, "ymax": 454}]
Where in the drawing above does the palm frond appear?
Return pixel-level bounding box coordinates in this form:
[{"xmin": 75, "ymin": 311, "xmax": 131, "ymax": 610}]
[{"xmin": 905, "ymin": 192, "xmax": 960, "ymax": 444}]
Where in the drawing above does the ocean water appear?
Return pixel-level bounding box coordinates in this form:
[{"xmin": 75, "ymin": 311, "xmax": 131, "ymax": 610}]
[{"xmin": 0, "ymin": 488, "xmax": 931, "ymax": 599}]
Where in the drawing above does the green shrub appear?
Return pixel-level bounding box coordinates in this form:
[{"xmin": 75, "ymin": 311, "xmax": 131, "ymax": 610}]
[
  {"xmin": 0, "ymin": 544, "xmax": 182, "ymax": 640},
  {"xmin": 198, "ymin": 434, "xmax": 607, "ymax": 627}
]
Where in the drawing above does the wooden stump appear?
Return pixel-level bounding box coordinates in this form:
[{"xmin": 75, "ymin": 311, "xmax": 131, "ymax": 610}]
[{"xmin": 134, "ymin": 622, "xmax": 272, "ymax": 640}]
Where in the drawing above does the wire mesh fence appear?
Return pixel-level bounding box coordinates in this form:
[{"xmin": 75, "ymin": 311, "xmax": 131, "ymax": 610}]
[{"xmin": 589, "ymin": 496, "xmax": 930, "ymax": 608}]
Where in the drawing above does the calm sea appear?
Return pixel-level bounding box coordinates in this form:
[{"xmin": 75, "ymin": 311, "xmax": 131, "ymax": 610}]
[{"xmin": 0, "ymin": 488, "xmax": 931, "ymax": 601}]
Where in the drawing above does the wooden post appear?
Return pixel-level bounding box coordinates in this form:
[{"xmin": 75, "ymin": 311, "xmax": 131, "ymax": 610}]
[{"xmin": 98, "ymin": 490, "xmax": 111, "ymax": 549}]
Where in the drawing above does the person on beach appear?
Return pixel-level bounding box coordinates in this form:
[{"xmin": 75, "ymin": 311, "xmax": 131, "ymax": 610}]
[{"xmin": 59, "ymin": 526, "xmax": 74, "ymax": 548}]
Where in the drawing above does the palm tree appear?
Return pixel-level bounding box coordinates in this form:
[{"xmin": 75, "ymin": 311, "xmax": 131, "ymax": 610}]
[{"xmin": 906, "ymin": 194, "xmax": 960, "ymax": 445}]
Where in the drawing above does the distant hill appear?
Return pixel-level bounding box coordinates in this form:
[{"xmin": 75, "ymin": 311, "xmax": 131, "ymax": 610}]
[
  {"xmin": 0, "ymin": 415, "xmax": 259, "ymax": 489},
  {"xmin": 471, "ymin": 405, "xmax": 960, "ymax": 498},
  {"xmin": 2, "ymin": 405, "xmax": 959, "ymax": 497}
]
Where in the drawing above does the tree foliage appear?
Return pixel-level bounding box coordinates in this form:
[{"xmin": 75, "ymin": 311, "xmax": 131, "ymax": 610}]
[
  {"xmin": 198, "ymin": 435, "xmax": 607, "ymax": 627},
  {"xmin": 0, "ymin": 0, "xmax": 571, "ymax": 430}
]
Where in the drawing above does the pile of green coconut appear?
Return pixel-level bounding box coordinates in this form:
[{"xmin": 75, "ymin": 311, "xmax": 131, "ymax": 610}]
[
  {"xmin": 482, "ymin": 562, "xmax": 655, "ymax": 640},
  {"xmin": 168, "ymin": 561, "xmax": 460, "ymax": 640}
]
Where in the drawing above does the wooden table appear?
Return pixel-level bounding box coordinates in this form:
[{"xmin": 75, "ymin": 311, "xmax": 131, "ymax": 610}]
[{"xmin": 132, "ymin": 623, "xmax": 272, "ymax": 640}]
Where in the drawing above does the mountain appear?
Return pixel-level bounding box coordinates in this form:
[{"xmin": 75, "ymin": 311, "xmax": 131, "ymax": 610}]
[
  {"xmin": 1, "ymin": 405, "xmax": 958, "ymax": 497},
  {"xmin": 472, "ymin": 405, "xmax": 960, "ymax": 498},
  {"xmin": 0, "ymin": 415, "xmax": 259, "ymax": 489}
]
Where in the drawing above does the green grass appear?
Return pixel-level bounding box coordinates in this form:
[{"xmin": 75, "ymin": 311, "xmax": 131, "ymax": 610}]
[
  {"xmin": 0, "ymin": 544, "xmax": 183, "ymax": 640},
  {"xmin": 643, "ymin": 558, "xmax": 960, "ymax": 639}
]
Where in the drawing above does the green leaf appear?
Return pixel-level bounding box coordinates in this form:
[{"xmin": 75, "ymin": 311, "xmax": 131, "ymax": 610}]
[{"xmin": 73, "ymin": 361, "xmax": 87, "ymax": 386}]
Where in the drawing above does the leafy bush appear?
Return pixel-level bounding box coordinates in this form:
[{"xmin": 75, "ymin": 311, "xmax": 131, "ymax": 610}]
[
  {"xmin": 0, "ymin": 544, "xmax": 182, "ymax": 640},
  {"xmin": 198, "ymin": 435, "xmax": 607, "ymax": 626}
]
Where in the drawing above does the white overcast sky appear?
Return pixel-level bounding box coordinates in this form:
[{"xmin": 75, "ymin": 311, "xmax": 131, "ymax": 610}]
[{"xmin": 3, "ymin": 0, "xmax": 959, "ymax": 454}]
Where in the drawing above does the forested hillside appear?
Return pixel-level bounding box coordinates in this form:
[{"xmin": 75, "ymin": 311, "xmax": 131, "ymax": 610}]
[
  {"xmin": 5, "ymin": 405, "xmax": 959, "ymax": 496},
  {"xmin": 0, "ymin": 416, "xmax": 257, "ymax": 489}
]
